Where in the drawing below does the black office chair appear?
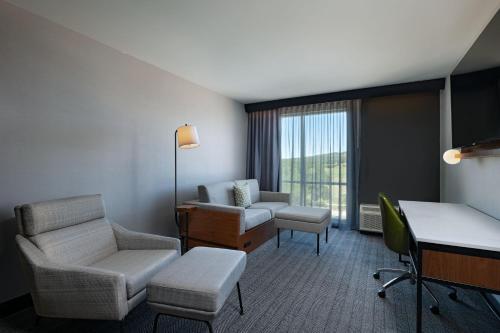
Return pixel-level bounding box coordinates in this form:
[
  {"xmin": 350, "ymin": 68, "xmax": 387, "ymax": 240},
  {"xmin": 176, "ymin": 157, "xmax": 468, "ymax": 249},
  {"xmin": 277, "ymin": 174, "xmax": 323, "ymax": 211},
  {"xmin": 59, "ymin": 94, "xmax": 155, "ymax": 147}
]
[{"xmin": 373, "ymin": 193, "xmax": 458, "ymax": 314}]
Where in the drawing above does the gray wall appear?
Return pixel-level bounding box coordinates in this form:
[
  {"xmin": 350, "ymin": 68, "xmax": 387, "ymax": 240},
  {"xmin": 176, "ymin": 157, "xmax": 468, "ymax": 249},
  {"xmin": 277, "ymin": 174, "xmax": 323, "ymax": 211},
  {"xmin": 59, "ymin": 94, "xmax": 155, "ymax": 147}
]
[
  {"xmin": 359, "ymin": 93, "xmax": 441, "ymax": 205},
  {"xmin": 440, "ymin": 76, "xmax": 500, "ymax": 306},
  {"xmin": 0, "ymin": 2, "xmax": 247, "ymax": 303},
  {"xmin": 440, "ymin": 76, "xmax": 500, "ymax": 217},
  {"xmin": 440, "ymin": 8, "xmax": 500, "ymax": 308}
]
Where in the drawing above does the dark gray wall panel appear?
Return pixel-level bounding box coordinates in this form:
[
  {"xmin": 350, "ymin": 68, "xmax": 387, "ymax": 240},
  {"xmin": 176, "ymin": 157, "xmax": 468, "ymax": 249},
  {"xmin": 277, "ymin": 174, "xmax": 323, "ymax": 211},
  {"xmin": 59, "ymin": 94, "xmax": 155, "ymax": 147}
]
[{"xmin": 359, "ymin": 93, "xmax": 440, "ymax": 205}]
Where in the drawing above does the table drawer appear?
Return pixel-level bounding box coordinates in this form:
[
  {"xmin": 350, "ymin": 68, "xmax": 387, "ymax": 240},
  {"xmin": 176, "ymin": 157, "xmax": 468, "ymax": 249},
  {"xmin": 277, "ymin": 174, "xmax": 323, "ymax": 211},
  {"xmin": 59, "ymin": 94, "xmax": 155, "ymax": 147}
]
[{"xmin": 422, "ymin": 249, "xmax": 500, "ymax": 291}]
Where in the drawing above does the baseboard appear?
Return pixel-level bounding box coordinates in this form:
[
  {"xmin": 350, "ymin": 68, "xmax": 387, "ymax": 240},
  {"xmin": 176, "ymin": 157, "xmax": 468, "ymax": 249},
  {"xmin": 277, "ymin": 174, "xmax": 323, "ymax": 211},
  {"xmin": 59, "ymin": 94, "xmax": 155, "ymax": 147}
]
[{"xmin": 0, "ymin": 293, "xmax": 33, "ymax": 319}]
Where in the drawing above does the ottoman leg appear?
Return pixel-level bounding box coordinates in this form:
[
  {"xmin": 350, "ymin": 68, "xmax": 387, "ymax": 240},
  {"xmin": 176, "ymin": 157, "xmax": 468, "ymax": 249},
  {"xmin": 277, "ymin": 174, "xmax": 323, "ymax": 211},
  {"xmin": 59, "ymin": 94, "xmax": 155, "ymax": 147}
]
[
  {"xmin": 316, "ymin": 233, "xmax": 320, "ymax": 256},
  {"xmin": 152, "ymin": 313, "xmax": 161, "ymax": 333},
  {"xmin": 277, "ymin": 228, "xmax": 280, "ymax": 248},
  {"xmin": 326, "ymin": 227, "xmax": 328, "ymax": 243},
  {"xmin": 237, "ymin": 282, "xmax": 244, "ymax": 315},
  {"xmin": 204, "ymin": 321, "xmax": 214, "ymax": 333},
  {"xmin": 291, "ymin": 230, "xmax": 294, "ymax": 238}
]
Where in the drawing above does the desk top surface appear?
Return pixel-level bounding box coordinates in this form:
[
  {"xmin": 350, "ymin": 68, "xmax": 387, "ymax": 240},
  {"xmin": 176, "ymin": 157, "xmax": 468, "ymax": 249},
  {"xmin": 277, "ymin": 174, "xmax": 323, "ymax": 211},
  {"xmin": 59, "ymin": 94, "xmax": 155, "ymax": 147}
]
[{"xmin": 399, "ymin": 201, "xmax": 500, "ymax": 252}]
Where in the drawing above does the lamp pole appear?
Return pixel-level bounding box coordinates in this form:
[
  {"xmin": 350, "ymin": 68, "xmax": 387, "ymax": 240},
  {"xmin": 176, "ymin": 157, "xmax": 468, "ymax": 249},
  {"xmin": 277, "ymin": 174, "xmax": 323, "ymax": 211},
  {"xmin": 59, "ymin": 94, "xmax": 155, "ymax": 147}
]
[{"xmin": 174, "ymin": 129, "xmax": 179, "ymax": 228}]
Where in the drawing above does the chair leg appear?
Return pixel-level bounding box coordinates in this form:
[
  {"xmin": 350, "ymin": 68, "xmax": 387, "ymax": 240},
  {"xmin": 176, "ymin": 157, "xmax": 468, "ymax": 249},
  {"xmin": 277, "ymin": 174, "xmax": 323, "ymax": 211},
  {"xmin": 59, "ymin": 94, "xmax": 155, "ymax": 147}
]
[
  {"xmin": 277, "ymin": 228, "xmax": 280, "ymax": 248},
  {"xmin": 152, "ymin": 313, "xmax": 161, "ymax": 333},
  {"xmin": 398, "ymin": 253, "xmax": 410, "ymax": 266},
  {"xmin": 326, "ymin": 227, "xmax": 328, "ymax": 243},
  {"xmin": 376, "ymin": 268, "xmax": 410, "ymax": 274},
  {"xmin": 446, "ymin": 285, "xmax": 458, "ymax": 300},
  {"xmin": 291, "ymin": 230, "xmax": 293, "ymax": 238},
  {"xmin": 423, "ymin": 283, "xmax": 439, "ymax": 306},
  {"xmin": 316, "ymin": 233, "xmax": 320, "ymax": 256},
  {"xmin": 236, "ymin": 282, "xmax": 244, "ymax": 315},
  {"xmin": 382, "ymin": 273, "xmax": 411, "ymax": 289},
  {"xmin": 205, "ymin": 320, "xmax": 214, "ymax": 333}
]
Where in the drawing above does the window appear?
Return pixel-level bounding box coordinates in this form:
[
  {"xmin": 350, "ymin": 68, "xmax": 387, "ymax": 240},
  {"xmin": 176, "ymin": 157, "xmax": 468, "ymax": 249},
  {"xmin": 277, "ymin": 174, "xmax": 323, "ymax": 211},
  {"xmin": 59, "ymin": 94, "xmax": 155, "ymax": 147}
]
[{"xmin": 280, "ymin": 105, "xmax": 348, "ymax": 225}]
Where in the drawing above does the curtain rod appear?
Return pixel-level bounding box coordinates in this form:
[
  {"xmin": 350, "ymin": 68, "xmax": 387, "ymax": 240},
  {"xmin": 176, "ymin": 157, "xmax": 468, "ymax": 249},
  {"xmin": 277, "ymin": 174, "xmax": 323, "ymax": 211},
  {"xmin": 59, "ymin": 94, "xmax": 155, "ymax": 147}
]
[{"xmin": 244, "ymin": 78, "xmax": 445, "ymax": 113}]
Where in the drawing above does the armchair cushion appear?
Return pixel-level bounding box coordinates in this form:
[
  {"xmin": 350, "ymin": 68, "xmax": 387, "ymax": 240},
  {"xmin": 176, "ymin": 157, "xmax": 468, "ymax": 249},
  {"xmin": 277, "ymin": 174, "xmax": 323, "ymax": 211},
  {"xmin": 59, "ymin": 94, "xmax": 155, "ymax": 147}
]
[
  {"xmin": 17, "ymin": 194, "xmax": 105, "ymax": 236},
  {"xmin": 30, "ymin": 218, "xmax": 117, "ymax": 266},
  {"xmin": 248, "ymin": 202, "xmax": 288, "ymax": 217},
  {"xmin": 90, "ymin": 249, "xmax": 178, "ymax": 298},
  {"xmin": 245, "ymin": 209, "xmax": 272, "ymax": 230}
]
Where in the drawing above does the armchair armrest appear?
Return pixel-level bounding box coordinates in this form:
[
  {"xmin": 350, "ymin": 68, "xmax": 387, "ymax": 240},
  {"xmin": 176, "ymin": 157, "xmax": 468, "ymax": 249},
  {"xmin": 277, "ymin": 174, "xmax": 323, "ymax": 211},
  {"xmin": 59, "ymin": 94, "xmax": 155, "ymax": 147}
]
[
  {"xmin": 15, "ymin": 235, "xmax": 128, "ymax": 320},
  {"xmin": 111, "ymin": 223, "xmax": 181, "ymax": 254},
  {"xmin": 260, "ymin": 191, "xmax": 291, "ymax": 205},
  {"xmin": 195, "ymin": 202, "xmax": 246, "ymax": 235}
]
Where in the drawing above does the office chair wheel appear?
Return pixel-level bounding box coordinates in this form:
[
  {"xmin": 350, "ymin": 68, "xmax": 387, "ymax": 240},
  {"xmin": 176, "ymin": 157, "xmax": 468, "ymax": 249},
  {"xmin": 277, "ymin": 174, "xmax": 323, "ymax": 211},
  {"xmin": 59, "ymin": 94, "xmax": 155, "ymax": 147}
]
[
  {"xmin": 448, "ymin": 291, "xmax": 458, "ymax": 301},
  {"xmin": 377, "ymin": 289, "xmax": 386, "ymax": 298},
  {"xmin": 409, "ymin": 279, "xmax": 416, "ymax": 285},
  {"xmin": 373, "ymin": 272, "xmax": 380, "ymax": 280},
  {"xmin": 430, "ymin": 305, "xmax": 440, "ymax": 315}
]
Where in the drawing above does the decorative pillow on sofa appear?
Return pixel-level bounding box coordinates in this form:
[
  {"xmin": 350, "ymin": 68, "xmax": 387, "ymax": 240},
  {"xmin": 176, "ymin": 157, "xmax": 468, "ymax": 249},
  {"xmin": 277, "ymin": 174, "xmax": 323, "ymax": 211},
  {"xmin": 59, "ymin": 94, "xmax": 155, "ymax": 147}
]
[{"xmin": 233, "ymin": 182, "xmax": 251, "ymax": 208}]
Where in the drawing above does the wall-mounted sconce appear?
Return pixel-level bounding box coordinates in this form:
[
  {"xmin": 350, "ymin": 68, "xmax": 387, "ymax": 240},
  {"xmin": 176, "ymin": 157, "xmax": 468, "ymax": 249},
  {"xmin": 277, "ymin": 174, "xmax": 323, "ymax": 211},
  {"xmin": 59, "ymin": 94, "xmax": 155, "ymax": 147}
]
[{"xmin": 443, "ymin": 149, "xmax": 461, "ymax": 165}]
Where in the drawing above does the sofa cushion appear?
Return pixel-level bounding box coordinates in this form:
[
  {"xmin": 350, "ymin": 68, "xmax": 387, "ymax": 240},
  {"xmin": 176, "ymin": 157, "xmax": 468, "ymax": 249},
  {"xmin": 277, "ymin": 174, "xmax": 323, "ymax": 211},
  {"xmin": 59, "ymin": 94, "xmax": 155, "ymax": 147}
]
[
  {"xmin": 248, "ymin": 202, "xmax": 288, "ymax": 217},
  {"xmin": 91, "ymin": 249, "xmax": 179, "ymax": 298},
  {"xmin": 148, "ymin": 247, "xmax": 246, "ymax": 313},
  {"xmin": 30, "ymin": 218, "xmax": 118, "ymax": 266},
  {"xmin": 236, "ymin": 179, "xmax": 260, "ymax": 203},
  {"xmin": 198, "ymin": 181, "xmax": 236, "ymax": 206},
  {"xmin": 245, "ymin": 208, "xmax": 272, "ymax": 230},
  {"xmin": 275, "ymin": 206, "xmax": 330, "ymax": 224}
]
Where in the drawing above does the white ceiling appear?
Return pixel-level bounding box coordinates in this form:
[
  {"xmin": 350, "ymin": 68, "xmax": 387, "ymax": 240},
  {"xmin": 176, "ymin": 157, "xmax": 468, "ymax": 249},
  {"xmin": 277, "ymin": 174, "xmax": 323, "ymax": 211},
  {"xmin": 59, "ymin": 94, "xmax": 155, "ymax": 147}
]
[{"xmin": 7, "ymin": 0, "xmax": 500, "ymax": 103}]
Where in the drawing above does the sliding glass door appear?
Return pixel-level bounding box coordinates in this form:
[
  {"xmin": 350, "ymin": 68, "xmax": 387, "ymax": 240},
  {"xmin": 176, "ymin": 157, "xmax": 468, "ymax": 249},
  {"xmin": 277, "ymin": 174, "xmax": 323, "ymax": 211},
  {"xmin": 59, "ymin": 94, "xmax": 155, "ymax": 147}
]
[{"xmin": 280, "ymin": 103, "xmax": 348, "ymax": 227}]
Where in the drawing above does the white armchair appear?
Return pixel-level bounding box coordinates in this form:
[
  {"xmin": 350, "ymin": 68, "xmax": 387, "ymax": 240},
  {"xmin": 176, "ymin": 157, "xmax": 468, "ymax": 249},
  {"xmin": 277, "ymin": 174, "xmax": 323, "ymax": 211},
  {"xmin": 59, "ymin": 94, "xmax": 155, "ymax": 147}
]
[{"xmin": 15, "ymin": 194, "xmax": 180, "ymax": 323}]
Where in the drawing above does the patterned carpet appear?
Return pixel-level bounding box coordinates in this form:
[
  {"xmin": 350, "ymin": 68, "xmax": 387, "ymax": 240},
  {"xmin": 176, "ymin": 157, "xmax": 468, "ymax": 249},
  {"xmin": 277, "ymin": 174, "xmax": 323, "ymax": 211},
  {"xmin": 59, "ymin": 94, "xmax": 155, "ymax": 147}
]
[{"xmin": 1, "ymin": 228, "xmax": 499, "ymax": 332}]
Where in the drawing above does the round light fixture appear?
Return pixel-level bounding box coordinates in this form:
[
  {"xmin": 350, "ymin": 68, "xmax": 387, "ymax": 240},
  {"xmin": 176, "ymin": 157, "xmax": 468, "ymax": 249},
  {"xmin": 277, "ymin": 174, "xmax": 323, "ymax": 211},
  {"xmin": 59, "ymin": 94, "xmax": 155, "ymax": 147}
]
[{"xmin": 443, "ymin": 149, "xmax": 461, "ymax": 165}]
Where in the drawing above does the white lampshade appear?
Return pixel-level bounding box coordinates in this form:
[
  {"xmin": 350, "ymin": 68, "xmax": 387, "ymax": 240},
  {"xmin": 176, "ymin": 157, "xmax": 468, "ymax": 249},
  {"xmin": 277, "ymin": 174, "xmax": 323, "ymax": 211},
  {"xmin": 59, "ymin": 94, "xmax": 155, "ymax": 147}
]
[
  {"xmin": 443, "ymin": 149, "xmax": 461, "ymax": 165},
  {"xmin": 177, "ymin": 124, "xmax": 200, "ymax": 149}
]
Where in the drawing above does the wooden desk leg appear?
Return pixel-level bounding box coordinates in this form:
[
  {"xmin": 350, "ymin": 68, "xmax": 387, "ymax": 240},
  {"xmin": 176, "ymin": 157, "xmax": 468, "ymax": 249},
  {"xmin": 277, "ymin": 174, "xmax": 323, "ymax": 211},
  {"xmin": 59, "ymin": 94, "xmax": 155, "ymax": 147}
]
[{"xmin": 416, "ymin": 247, "xmax": 423, "ymax": 333}]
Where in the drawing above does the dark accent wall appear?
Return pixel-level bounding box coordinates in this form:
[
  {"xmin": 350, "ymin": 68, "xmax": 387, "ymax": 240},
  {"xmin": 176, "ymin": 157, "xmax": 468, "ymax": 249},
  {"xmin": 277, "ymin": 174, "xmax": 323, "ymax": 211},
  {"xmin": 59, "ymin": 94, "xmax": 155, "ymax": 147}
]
[
  {"xmin": 0, "ymin": 2, "xmax": 246, "ymax": 303},
  {"xmin": 359, "ymin": 92, "xmax": 441, "ymax": 205}
]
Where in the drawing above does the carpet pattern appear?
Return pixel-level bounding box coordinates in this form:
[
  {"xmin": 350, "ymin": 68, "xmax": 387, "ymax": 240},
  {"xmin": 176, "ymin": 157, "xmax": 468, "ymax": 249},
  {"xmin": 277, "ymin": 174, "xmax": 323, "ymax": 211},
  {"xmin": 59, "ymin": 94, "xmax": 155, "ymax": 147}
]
[{"xmin": 1, "ymin": 229, "xmax": 499, "ymax": 332}]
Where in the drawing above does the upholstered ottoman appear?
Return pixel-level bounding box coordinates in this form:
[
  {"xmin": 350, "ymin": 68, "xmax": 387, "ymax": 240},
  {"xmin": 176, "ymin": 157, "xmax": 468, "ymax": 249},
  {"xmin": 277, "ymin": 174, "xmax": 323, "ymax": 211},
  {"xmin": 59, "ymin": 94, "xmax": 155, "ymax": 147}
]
[
  {"xmin": 147, "ymin": 247, "xmax": 246, "ymax": 333},
  {"xmin": 274, "ymin": 206, "xmax": 331, "ymax": 255}
]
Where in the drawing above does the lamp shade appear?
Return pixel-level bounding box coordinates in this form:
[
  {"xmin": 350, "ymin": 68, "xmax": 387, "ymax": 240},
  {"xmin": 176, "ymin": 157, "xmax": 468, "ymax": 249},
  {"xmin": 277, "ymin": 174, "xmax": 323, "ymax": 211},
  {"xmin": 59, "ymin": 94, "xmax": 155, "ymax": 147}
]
[
  {"xmin": 177, "ymin": 124, "xmax": 200, "ymax": 149},
  {"xmin": 443, "ymin": 149, "xmax": 461, "ymax": 165}
]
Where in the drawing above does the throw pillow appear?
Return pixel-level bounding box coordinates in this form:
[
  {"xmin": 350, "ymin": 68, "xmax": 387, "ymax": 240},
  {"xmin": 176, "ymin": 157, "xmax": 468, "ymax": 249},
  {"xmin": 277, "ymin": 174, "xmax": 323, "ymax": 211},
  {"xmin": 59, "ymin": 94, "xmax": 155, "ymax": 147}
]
[{"xmin": 234, "ymin": 182, "xmax": 251, "ymax": 208}]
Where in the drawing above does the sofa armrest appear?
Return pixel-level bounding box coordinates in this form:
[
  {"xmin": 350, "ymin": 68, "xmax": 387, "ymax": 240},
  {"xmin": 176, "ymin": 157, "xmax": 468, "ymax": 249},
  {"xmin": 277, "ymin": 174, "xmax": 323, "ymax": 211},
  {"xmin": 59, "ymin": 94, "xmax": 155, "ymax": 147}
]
[
  {"xmin": 260, "ymin": 191, "xmax": 291, "ymax": 205},
  {"xmin": 15, "ymin": 235, "xmax": 128, "ymax": 320},
  {"xmin": 111, "ymin": 223, "xmax": 181, "ymax": 254},
  {"xmin": 195, "ymin": 202, "xmax": 246, "ymax": 235}
]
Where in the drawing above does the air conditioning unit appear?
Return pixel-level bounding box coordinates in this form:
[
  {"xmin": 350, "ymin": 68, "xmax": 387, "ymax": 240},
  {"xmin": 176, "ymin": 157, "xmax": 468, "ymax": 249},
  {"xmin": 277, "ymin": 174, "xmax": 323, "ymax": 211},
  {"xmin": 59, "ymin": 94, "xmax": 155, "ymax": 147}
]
[{"xmin": 359, "ymin": 204, "xmax": 383, "ymax": 233}]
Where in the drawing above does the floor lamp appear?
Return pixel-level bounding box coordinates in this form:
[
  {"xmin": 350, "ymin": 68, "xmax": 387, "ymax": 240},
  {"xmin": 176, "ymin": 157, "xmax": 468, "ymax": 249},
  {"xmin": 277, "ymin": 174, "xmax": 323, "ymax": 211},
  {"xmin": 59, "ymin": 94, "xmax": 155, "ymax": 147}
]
[{"xmin": 174, "ymin": 124, "xmax": 200, "ymax": 229}]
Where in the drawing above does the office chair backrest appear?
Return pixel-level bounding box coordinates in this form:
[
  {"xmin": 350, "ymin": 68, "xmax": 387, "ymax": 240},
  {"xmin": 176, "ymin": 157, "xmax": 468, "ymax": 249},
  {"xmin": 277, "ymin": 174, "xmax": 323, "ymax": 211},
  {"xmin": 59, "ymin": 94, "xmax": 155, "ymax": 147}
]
[{"xmin": 378, "ymin": 193, "xmax": 409, "ymax": 255}]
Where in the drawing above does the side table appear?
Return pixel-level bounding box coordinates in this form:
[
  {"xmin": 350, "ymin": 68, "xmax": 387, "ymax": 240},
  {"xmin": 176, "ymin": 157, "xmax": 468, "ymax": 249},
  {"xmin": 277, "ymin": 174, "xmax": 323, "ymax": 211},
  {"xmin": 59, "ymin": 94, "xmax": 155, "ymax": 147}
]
[{"xmin": 176, "ymin": 204, "xmax": 198, "ymax": 254}]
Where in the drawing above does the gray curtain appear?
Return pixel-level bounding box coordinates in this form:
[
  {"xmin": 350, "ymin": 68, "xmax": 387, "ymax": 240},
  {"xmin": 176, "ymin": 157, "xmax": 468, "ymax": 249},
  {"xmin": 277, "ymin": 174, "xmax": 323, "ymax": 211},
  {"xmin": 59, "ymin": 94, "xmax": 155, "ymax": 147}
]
[
  {"xmin": 246, "ymin": 109, "xmax": 281, "ymax": 191},
  {"xmin": 246, "ymin": 100, "xmax": 361, "ymax": 229},
  {"xmin": 347, "ymin": 100, "xmax": 361, "ymax": 229}
]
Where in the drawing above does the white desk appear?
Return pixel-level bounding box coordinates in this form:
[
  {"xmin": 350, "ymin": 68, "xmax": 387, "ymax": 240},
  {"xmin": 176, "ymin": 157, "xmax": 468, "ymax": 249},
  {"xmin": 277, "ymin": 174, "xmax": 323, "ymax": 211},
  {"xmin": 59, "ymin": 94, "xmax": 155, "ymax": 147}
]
[
  {"xmin": 399, "ymin": 201, "xmax": 500, "ymax": 333},
  {"xmin": 400, "ymin": 201, "xmax": 500, "ymax": 252}
]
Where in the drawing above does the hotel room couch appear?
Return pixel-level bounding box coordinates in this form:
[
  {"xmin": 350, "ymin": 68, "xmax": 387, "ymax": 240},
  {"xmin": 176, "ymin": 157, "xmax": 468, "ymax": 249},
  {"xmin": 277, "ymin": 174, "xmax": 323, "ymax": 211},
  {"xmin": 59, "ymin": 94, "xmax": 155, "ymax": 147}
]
[{"xmin": 183, "ymin": 179, "xmax": 290, "ymax": 252}]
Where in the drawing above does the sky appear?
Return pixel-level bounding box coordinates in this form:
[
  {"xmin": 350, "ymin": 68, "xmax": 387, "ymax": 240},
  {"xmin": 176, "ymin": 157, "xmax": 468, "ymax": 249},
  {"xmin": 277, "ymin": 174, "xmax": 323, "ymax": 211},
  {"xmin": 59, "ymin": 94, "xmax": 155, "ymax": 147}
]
[{"xmin": 281, "ymin": 112, "xmax": 347, "ymax": 159}]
